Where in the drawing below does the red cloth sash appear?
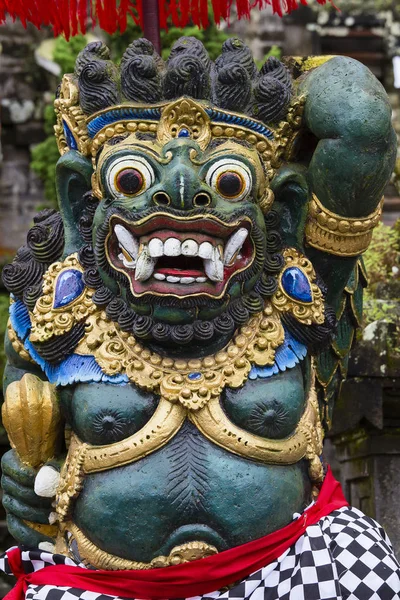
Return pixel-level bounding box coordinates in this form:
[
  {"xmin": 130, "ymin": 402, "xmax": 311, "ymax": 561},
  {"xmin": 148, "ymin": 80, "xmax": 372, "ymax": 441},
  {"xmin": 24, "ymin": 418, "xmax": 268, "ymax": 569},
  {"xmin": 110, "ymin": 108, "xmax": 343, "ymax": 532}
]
[{"xmin": 5, "ymin": 467, "xmax": 347, "ymax": 600}]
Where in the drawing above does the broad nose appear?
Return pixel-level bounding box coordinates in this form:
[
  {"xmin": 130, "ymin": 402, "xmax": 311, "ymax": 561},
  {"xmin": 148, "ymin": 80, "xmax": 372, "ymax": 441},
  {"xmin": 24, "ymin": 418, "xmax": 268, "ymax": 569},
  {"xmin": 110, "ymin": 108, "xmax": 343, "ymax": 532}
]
[{"xmin": 152, "ymin": 165, "xmax": 214, "ymax": 211}]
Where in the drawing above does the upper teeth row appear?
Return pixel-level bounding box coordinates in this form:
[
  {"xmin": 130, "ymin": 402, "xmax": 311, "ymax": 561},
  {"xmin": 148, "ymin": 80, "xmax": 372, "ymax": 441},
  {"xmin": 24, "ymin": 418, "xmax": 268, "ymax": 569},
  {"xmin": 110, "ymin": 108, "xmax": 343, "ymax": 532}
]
[
  {"xmin": 113, "ymin": 224, "xmax": 248, "ymax": 283},
  {"xmin": 148, "ymin": 237, "xmax": 215, "ymax": 259}
]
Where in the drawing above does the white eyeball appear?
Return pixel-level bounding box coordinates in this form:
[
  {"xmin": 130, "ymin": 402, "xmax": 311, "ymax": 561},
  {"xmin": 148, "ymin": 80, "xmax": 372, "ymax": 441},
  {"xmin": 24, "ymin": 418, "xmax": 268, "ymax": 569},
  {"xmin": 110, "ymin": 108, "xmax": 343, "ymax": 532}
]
[
  {"xmin": 105, "ymin": 156, "xmax": 155, "ymax": 198},
  {"xmin": 206, "ymin": 159, "xmax": 252, "ymax": 202}
]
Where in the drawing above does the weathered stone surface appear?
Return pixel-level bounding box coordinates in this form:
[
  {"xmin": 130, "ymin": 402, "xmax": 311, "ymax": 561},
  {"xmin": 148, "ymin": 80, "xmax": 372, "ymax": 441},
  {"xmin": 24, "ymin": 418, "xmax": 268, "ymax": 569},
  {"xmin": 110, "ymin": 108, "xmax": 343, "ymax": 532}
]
[{"xmin": 329, "ymin": 316, "xmax": 400, "ymax": 557}]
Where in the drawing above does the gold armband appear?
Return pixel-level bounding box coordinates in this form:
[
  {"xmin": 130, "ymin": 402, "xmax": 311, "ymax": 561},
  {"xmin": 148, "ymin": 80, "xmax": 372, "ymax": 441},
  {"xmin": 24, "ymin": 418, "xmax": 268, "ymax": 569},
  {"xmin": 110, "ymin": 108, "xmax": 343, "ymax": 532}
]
[{"xmin": 305, "ymin": 194, "xmax": 383, "ymax": 257}]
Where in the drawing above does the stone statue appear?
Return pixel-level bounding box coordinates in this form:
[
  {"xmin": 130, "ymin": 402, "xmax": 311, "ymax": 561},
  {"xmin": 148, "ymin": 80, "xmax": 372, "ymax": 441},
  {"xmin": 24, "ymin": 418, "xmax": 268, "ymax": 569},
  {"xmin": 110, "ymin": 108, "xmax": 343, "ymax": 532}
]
[{"xmin": 1, "ymin": 37, "xmax": 399, "ymax": 599}]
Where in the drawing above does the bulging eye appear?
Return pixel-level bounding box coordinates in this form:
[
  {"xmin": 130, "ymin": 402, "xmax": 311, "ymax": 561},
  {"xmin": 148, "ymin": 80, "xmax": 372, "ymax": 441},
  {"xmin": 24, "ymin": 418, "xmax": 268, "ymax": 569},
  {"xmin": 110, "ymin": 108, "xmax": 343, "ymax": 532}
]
[
  {"xmin": 106, "ymin": 156, "xmax": 155, "ymax": 198},
  {"xmin": 116, "ymin": 168, "xmax": 143, "ymax": 195},
  {"xmin": 206, "ymin": 159, "xmax": 252, "ymax": 202}
]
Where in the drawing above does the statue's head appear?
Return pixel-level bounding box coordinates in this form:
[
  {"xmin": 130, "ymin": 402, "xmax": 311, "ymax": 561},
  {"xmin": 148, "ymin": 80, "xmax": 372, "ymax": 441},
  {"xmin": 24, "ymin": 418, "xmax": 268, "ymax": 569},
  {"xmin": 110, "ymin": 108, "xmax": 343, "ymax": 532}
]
[{"xmin": 51, "ymin": 37, "xmax": 332, "ymax": 356}]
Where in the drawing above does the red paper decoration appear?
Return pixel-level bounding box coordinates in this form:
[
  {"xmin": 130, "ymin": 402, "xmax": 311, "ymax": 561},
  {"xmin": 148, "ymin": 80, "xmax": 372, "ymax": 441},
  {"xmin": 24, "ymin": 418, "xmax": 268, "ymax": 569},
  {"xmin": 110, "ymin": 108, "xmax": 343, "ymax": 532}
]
[{"xmin": 0, "ymin": 0, "xmax": 330, "ymax": 39}]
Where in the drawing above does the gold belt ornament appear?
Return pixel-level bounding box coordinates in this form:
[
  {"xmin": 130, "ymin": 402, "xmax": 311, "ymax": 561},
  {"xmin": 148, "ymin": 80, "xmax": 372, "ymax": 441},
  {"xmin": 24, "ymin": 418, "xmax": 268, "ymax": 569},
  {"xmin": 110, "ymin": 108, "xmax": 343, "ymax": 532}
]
[{"xmin": 56, "ymin": 523, "xmax": 218, "ymax": 570}]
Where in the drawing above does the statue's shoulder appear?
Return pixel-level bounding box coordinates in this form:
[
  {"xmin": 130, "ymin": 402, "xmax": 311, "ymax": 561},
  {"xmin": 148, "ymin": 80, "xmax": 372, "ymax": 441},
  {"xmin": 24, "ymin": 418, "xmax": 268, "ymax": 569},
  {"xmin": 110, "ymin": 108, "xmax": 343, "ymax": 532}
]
[{"xmin": 6, "ymin": 250, "xmax": 127, "ymax": 387}]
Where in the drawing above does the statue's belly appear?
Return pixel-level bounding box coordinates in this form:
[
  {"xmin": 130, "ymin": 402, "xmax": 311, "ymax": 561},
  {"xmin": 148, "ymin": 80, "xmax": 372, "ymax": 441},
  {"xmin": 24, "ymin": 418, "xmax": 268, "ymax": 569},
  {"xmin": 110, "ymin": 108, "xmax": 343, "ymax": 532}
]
[
  {"xmin": 74, "ymin": 425, "xmax": 311, "ymax": 563},
  {"xmin": 66, "ymin": 364, "xmax": 310, "ymax": 563}
]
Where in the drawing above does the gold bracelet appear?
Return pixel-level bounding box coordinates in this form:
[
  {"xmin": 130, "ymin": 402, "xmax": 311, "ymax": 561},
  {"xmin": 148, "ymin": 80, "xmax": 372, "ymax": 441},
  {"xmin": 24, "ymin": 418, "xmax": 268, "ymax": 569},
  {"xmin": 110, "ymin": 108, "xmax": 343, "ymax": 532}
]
[{"xmin": 305, "ymin": 194, "xmax": 383, "ymax": 257}]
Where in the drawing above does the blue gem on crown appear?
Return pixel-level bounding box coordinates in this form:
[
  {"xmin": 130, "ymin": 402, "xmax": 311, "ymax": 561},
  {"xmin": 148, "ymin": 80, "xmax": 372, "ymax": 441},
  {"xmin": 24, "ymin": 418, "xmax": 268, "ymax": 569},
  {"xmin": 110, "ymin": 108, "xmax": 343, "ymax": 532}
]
[{"xmin": 178, "ymin": 128, "xmax": 190, "ymax": 138}]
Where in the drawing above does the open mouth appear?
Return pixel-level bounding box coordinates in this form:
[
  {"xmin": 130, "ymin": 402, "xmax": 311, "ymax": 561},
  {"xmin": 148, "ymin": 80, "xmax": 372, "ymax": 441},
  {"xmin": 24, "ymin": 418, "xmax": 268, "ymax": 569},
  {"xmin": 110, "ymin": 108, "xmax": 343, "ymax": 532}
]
[{"xmin": 106, "ymin": 213, "xmax": 255, "ymax": 298}]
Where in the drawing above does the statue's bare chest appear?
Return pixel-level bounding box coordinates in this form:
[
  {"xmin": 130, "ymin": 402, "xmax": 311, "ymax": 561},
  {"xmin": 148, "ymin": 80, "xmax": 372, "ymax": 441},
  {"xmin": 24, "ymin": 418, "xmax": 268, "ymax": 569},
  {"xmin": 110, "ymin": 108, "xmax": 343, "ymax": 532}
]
[{"xmin": 61, "ymin": 363, "xmax": 306, "ymax": 447}]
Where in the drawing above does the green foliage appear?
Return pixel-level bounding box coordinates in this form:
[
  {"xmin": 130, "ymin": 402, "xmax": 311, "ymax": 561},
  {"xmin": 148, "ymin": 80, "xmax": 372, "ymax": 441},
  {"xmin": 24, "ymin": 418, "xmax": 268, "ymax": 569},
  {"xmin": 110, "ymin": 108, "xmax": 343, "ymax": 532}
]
[
  {"xmin": 31, "ymin": 103, "xmax": 59, "ymax": 206},
  {"xmin": 266, "ymin": 45, "xmax": 282, "ymax": 59},
  {"xmin": 363, "ymin": 220, "xmax": 400, "ymax": 329},
  {"xmin": 255, "ymin": 45, "xmax": 282, "ymax": 69},
  {"xmin": 363, "ymin": 221, "xmax": 400, "ymax": 289},
  {"xmin": 30, "ymin": 36, "xmax": 88, "ymax": 208},
  {"xmin": 53, "ymin": 35, "xmax": 88, "ymax": 74}
]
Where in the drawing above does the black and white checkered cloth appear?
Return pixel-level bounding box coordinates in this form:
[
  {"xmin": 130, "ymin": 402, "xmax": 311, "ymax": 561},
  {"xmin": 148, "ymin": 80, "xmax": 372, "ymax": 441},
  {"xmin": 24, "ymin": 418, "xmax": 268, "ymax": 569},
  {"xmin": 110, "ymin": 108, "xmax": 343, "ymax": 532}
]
[{"xmin": 1, "ymin": 506, "xmax": 399, "ymax": 600}]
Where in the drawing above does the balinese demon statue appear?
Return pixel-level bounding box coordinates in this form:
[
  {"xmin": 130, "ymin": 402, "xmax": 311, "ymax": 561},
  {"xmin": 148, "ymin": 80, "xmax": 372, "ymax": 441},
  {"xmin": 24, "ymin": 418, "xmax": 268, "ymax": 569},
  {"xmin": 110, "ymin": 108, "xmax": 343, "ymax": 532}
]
[{"xmin": 1, "ymin": 37, "xmax": 399, "ymax": 599}]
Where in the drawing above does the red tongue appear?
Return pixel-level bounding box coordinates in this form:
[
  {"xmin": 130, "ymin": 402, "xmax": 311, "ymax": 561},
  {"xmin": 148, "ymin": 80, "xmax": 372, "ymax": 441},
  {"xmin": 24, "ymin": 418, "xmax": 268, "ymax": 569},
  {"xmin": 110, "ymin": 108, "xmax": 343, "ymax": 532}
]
[{"xmin": 156, "ymin": 268, "xmax": 205, "ymax": 277}]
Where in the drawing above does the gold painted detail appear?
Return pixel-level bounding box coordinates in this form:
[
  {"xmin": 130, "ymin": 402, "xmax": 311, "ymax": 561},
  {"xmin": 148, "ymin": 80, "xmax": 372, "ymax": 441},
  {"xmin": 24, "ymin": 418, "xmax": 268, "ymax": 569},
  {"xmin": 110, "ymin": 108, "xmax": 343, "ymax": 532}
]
[
  {"xmin": 59, "ymin": 302, "xmax": 323, "ymax": 480},
  {"xmin": 63, "ymin": 523, "xmax": 218, "ymax": 570},
  {"xmin": 271, "ymin": 248, "xmax": 325, "ymax": 325},
  {"xmin": 54, "ymin": 75, "xmax": 305, "ymax": 184},
  {"xmin": 7, "ymin": 318, "xmax": 33, "ymax": 363},
  {"xmin": 190, "ymin": 369, "xmax": 324, "ymax": 481},
  {"xmin": 157, "ymin": 98, "xmax": 211, "ymax": 150},
  {"xmin": 74, "ymin": 306, "xmax": 284, "ymax": 391},
  {"xmin": 91, "ymin": 120, "xmax": 159, "ymax": 163},
  {"xmin": 54, "ymin": 75, "xmax": 89, "ymax": 156},
  {"xmin": 30, "ymin": 254, "xmax": 96, "ymax": 343},
  {"xmin": 82, "ymin": 398, "xmax": 186, "ymax": 474},
  {"xmin": 56, "ymin": 437, "xmax": 87, "ymax": 522},
  {"xmin": 2, "ymin": 374, "xmax": 61, "ymax": 468},
  {"xmin": 274, "ymin": 95, "xmax": 306, "ymax": 165},
  {"xmin": 22, "ymin": 520, "xmax": 58, "ymax": 539},
  {"xmin": 160, "ymin": 371, "xmax": 225, "ymax": 411},
  {"xmin": 305, "ymin": 194, "xmax": 383, "ymax": 257}
]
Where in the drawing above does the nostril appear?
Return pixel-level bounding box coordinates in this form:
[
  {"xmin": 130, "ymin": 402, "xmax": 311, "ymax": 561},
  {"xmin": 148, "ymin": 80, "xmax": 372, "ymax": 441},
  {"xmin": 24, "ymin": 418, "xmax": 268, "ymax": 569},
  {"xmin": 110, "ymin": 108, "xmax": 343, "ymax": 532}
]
[
  {"xmin": 153, "ymin": 192, "xmax": 171, "ymax": 207},
  {"xmin": 193, "ymin": 192, "xmax": 212, "ymax": 207}
]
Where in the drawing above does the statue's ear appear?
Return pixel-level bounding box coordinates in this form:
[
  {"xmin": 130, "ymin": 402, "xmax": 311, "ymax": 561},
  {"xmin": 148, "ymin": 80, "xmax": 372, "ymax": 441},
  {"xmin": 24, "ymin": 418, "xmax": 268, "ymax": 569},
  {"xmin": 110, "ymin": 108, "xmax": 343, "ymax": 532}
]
[
  {"xmin": 270, "ymin": 164, "xmax": 310, "ymax": 249},
  {"xmin": 56, "ymin": 151, "xmax": 93, "ymax": 256}
]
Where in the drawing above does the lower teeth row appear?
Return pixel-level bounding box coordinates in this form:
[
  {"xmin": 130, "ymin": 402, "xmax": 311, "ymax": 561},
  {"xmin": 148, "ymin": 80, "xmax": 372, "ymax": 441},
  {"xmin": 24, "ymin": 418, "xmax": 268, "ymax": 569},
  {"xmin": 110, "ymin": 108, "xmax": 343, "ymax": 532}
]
[{"xmin": 154, "ymin": 273, "xmax": 207, "ymax": 284}]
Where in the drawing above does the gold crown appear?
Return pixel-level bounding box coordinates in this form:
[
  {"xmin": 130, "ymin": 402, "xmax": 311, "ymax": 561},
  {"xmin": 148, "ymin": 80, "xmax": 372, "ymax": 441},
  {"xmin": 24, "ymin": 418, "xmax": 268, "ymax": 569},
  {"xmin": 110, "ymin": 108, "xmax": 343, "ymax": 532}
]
[{"xmin": 54, "ymin": 74, "xmax": 305, "ymax": 182}]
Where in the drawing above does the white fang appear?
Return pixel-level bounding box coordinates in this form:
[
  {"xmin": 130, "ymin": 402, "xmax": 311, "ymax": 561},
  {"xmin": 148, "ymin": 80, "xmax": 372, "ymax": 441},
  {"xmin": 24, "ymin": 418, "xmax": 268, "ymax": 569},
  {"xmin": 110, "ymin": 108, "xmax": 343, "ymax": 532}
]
[
  {"xmin": 223, "ymin": 228, "xmax": 248, "ymax": 265},
  {"xmin": 135, "ymin": 246, "xmax": 156, "ymax": 281}
]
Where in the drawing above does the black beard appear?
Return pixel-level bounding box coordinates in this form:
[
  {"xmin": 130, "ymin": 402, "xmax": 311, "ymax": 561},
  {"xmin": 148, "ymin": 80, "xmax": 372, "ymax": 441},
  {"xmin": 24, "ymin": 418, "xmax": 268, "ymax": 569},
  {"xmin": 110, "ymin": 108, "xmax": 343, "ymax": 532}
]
[{"xmin": 78, "ymin": 202, "xmax": 283, "ymax": 350}]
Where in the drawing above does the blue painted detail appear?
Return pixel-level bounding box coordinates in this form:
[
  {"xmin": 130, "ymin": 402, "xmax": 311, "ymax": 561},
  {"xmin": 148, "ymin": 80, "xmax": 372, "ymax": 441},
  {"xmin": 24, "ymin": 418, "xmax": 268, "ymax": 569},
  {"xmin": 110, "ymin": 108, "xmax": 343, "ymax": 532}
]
[
  {"xmin": 62, "ymin": 120, "xmax": 78, "ymax": 150},
  {"xmin": 8, "ymin": 299, "xmax": 127, "ymax": 386},
  {"xmin": 54, "ymin": 269, "xmax": 84, "ymax": 309},
  {"xmin": 9, "ymin": 300, "xmax": 31, "ymax": 342},
  {"xmin": 281, "ymin": 267, "xmax": 312, "ymax": 303},
  {"xmin": 44, "ymin": 354, "xmax": 129, "ymax": 386},
  {"xmin": 249, "ymin": 329, "xmax": 307, "ymax": 380},
  {"xmin": 178, "ymin": 128, "xmax": 190, "ymax": 138},
  {"xmin": 188, "ymin": 372, "xmax": 201, "ymax": 381},
  {"xmin": 87, "ymin": 107, "xmax": 162, "ymax": 138},
  {"xmin": 205, "ymin": 109, "xmax": 274, "ymax": 140},
  {"xmin": 87, "ymin": 107, "xmax": 273, "ymax": 142},
  {"xmin": 249, "ymin": 363, "xmax": 279, "ymax": 380},
  {"xmin": 23, "ymin": 333, "xmax": 128, "ymax": 387}
]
